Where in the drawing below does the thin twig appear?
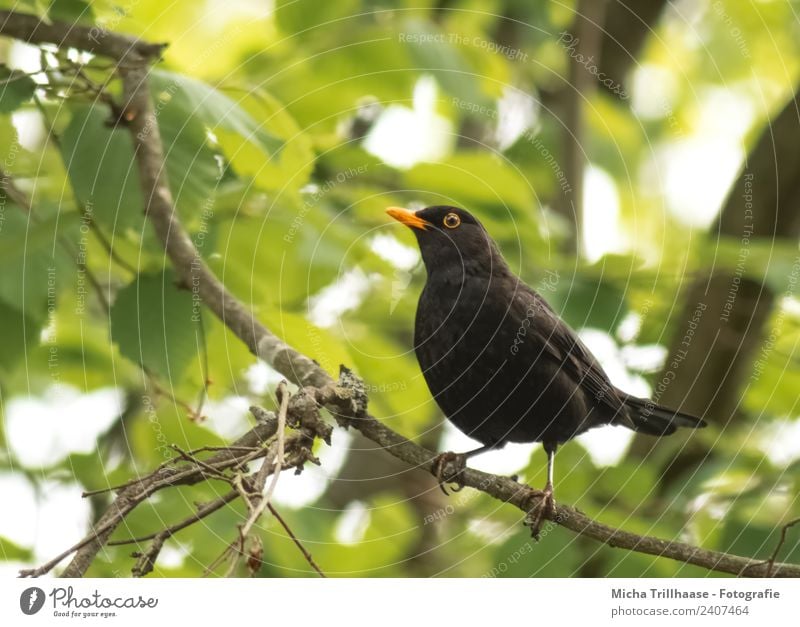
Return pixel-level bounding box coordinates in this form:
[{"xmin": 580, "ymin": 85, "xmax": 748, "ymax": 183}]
[
  {"xmin": 20, "ymin": 417, "xmax": 280, "ymax": 577},
  {"xmin": 766, "ymin": 518, "xmax": 800, "ymax": 577},
  {"xmin": 170, "ymin": 445, "xmax": 233, "ymax": 483},
  {"xmin": 203, "ymin": 542, "xmax": 235, "ymax": 577},
  {"xmin": 267, "ymin": 503, "xmax": 325, "ymax": 577},
  {"xmin": 81, "ymin": 445, "xmax": 258, "ymax": 498},
  {"xmin": 195, "ymin": 321, "xmax": 211, "ymax": 418},
  {"xmin": 145, "ymin": 372, "xmax": 203, "ymax": 422},
  {"xmin": 213, "ymin": 383, "xmax": 290, "ymax": 577},
  {"xmin": 84, "ymin": 212, "xmax": 139, "ymax": 274},
  {"xmin": 109, "ymin": 490, "xmax": 239, "ymax": 547},
  {"xmin": 240, "ymin": 381, "xmax": 289, "ymax": 538},
  {"xmin": 0, "ymin": 167, "xmax": 32, "ymax": 210}
]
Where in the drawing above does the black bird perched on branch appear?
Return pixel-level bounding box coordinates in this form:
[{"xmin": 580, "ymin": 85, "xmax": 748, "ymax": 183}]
[{"xmin": 387, "ymin": 205, "xmax": 706, "ymax": 532}]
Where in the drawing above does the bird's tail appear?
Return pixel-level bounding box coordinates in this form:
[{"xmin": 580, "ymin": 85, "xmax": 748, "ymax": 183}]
[{"xmin": 622, "ymin": 396, "xmax": 707, "ymax": 436}]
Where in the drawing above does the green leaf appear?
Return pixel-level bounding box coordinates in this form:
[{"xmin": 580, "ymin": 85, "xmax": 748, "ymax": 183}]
[
  {"xmin": 550, "ymin": 274, "xmax": 628, "ymax": 333},
  {"xmin": 213, "ymin": 205, "xmax": 347, "ymax": 306},
  {"xmin": 0, "ymin": 68, "xmax": 35, "ymax": 113},
  {"xmin": 0, "ymin": 208, "xmax": 77, "ymax": 321},
  {"xmin": 203, "ymin": 315, "xmax": 255, "ymax": 393},
  {"xmin": 60, "ymin": 105, "xmax": 145, "ymax": 232},
  {"xmin": 48, "ymin": 0, "xmax": 94, "ymax": 22},
  {"xmin": 405, "ymin": 152, "xmax": 535, "ymax": 211},
  {"xmin": 61, "ymin": 102, "xmax": 223, "ymax": 233},
  {"xmin": 156, "ymin": 96, "xmax": 223, "ymax": 221},
  {"xmin": 23, "ymin": 278, "xmax": 124, "ymax": 391},
  {"xmin": 262, "ymin": 308, "xmax": 350, "ymax": 379},
  {"xmin": 150, "ymin": 70, "xmax": 283, "ymax": 161},
  {"xmin": 214, "ymin": 89, "xmax": 314, "ymax": 193},
  {"xmin": 110, "ymin": 270, "xmax": 203, "ymax": 381},
  {"xmin": 400, "ymin": 19, "xmax": 491, "ymax": 107},
  {"xmin": 262, "ymin": 25, "xmax": 416, "ymax": 131},
  {"xmin": 346, "ymin": 331, "xmax": 436, "ymax": 435}
]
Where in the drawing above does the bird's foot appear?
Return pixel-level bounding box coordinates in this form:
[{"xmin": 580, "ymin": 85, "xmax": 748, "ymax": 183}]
[
  {"xmin": 431, "ymin": 451, "xmax": 467, "ymax": 495},
  {"xmin": 523, "ymin": 483, "xmax": 556, "ymax": 540}
]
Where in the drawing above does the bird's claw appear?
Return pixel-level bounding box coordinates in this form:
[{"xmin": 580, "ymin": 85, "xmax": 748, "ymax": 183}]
[
  {"xmin": 431, "ymin": 451, "xmax": 467, "ymax": 495},
  {"xmin": 523, "ymin": 484, "xmax": 555, "ymax": 540}
]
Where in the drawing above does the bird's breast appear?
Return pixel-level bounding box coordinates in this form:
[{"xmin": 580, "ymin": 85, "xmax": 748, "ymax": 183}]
[
  {"xmin": 414, "ymin": 276, "xmax": 516, "ymax": 416},
  {"xmin": 413, "ymin": 274, "xmax": 596, "ymax": 445},
  {"xmin": 414, "ymin": 276, "xmax": 506, "ymax": 369}
]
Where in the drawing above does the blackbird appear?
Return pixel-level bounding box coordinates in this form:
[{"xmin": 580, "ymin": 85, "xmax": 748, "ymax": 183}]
[{"xmin": 387, "ymin": 205, "xmax": 705, "ymax": 531}]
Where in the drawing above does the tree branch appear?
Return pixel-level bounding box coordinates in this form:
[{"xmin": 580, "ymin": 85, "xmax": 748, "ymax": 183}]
[
  {"xmin": 19, "ymin": 416, "xmax": 280, "ymax": 578},
  {"xmin": 240, "ymin": 382, "xmax": 290, "ymax": 540},
  {"xmin": 20, "ymin": 396, "xmax": 329, "ymax": 578},
  {"xmin": 108, "ymin": 490, "xmax": 239, "ymax": 547},
  {"xmin": 0, "ymin": 10, "xmax": 165, "ymax": 61},
  {"xmin": 2, "ymin": 9, "xmax": 798, "ymax": 579}
]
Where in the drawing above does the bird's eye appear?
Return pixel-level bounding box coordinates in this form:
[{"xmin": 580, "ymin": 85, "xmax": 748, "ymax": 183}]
[{"xmin": 443, "ymin": 213, "xmax": 461, "ymax": 229}]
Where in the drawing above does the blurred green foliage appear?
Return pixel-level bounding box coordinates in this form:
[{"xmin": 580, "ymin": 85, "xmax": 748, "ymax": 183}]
[{"xmin": 0, "ymin": 0, "xmax": 799, "ymax": 577}]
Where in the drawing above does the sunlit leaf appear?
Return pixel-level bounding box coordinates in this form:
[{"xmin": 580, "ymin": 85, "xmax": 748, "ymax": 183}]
[
  {"xmin": 150, "ymin": 70, "xmax": 284, "ymax": 162},
  {"xmin": 0, "ymin": 536, "xmax": 32, "ymax": 561}
]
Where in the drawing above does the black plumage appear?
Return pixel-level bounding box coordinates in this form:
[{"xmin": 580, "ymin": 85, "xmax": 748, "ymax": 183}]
[{"xmin": 387, "ymin": 205, "xmax": 705, "ymax": 523}]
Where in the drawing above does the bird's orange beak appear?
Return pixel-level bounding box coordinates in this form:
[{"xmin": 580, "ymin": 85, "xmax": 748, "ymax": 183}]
[{"xmin": 386, "ymin": 206, "xmax": 429, "ymax": 230}]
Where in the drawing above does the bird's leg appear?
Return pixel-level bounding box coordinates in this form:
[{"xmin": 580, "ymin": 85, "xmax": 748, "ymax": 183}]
[
  {"xmin": 431, "ymin": 443, "xmax": 496, "ymax": 496},
  {"xmin": 431, "ymin": 452, "xmax": 465, "ymax": 495},
  {"xmin": 524, "ymin": 442, "xmax": 558, "ymax": 540}
]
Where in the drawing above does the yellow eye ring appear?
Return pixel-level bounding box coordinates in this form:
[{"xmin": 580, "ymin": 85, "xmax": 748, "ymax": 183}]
[{"xmin": 443, "ymin": 213, "xmax": 461, "ymax": 229}]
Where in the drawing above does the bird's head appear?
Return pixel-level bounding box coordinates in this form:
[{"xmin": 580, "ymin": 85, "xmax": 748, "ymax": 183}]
[{"xmin": 386, "ymin": 205, "xmax": 508, "ymax": 278}]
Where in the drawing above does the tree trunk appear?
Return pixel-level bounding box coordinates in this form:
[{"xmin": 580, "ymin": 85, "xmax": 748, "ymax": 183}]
[{"xmin": 630, "ymin": 91, "xmax": 800, "ymax": 477}]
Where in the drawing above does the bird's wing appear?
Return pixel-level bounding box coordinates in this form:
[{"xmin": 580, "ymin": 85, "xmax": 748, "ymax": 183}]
[{"xmin": 510, "ymin": 282, "xmax": 634, "ymax": 426}]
